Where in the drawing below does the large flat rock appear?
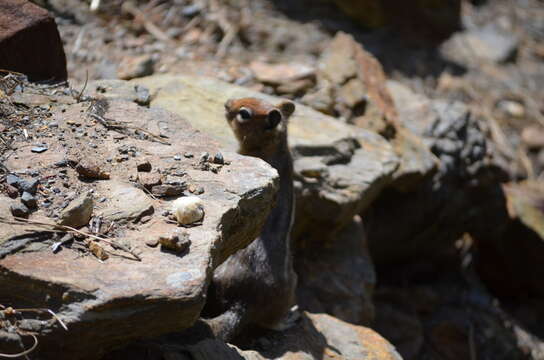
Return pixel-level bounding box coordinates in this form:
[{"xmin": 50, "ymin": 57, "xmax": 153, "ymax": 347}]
[
  {"xmin": 0, "ymin": 99, "xmax": 277, "ymax": 359},
  {"xmin": 121, "ymin": 75, "xmax": 398, "ymax": 236}
]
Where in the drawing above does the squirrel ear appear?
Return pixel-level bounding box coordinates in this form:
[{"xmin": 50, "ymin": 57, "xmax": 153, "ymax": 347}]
[
  {"xmin": 267, "ymin": 109, "xmax": 282, "ymax": 129},
  {"xmin": 278, "ymin": 101, "xmax": 295, "ymax": 118},
  {"xmin": 224, "ymin": 99, "xmax": 234, "ymax": 111}
]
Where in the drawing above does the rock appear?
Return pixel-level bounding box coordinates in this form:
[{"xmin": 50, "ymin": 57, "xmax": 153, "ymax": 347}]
[
  {"xmin": 113, "ymin": 312, "xmax": 402, "ymax": 360},
  {"xmin": 296, "ymin": 216, "xmax": 376, "ymax": 325},
  {"xmin": 57, "ymin": 192, "xmax": 93, "ymax": 228},
  {"xmin": 5, "ymin": 185, "xmax": 18, "ymax": 198},
  {"xmin": 159, "ymin": 230, "xmax": 191, "ymax": 253},
  {"xmin": 374, "ymin": 281, "xmax": 531, "ymax": 360},
  {"xmin": 88, "ymin": 80, "xmax": 152, "ymax": 106},
  {"xmin": 145, "ymin": 238, "xmax": 159, "ymax": 247},
  {"xmin": 441, "ymin": 24, "xmax": 519, "ymax": 66},
  {"xmin": 138, "ymin": 172, "xmax": 163, "ymax": 189},
  {"xmin": 213, "ymin": 152, "xmax": 224, "ymax": 165},
  {"xmin": 98, "ymin": 182, "xmax": 153, "ymax": 222},
  {"xmin": 388, "ymin": 128, "xmax": 437, "ymax": 192},
  {"xmin": 6, "ymin": 174, "xmax": 20, "ymax": 187},
  {"xmin": 475, "ymin": 181, "xmax": 544, "ymax": 298},
  {"xmin": 366, "ymin": 95, "xmax": 509, "ymax": 264},
  {"xmin": 300, "ymin": 82, "xmax": 335, "ymax": 115},
  {"xmin": 127, "ymin": 75, "xmax": 398, "ymax": 239},
  {"xmin": 329, "ymin": 0, "xmax": 460, "ymax": 42},
  {"xmin": 496, "ymin": 99, "xmax": 525, "ymax": 118},
  {"xmin": 20, "ymin": 191, "xmax": 37, "ymax": 209},
  {"xmin": 0, "ymin": 99, "xmax": 278, "ymax": 359},
  {"xmin": 31, "ymin": 145, "xmax": 48, "ymax": 153},
  {"xmin": 0, "ymin": 0, "xmax": 67, "ymax": 81},
  {"xmin": 152, "ymin": 184, "xmax": 185, "ymax": 197},
  {"xmin": 136, "ymin": 158, "xmax": 152, "ymax": 172},
  {"xmin": 317, "ymin": 32, "xmax": 398, "ymax": 135},
  {"xmin": 9, "ymin": 203, "xmax": 29, "ymax": 218},
  {"xmin": 521, "ymin": 126, "xmax": 544, "ymax": 150},
  {"xmin": 117, "ymin": 55, "xmax": 155, "ymax": 80},
  {"xmin": 76, "ymin": 159, "xmax": 111, "ymax": 180},
  {"xmin": 276, "ymin": 78, "xmax": 314, "ymax": 95},
  {"xmin": 245, "ymin": 312, "xmax": 402, "ymax": 360},
  {"xmin": 249, "ymin": 61, "xmax": 315, "ymax": 85},
  {"xmin": 386, "ymin": 81, "xmax": 439, "ymax": 190},
  {"xmin": 171, "ymin": 196, "xmax": 205, "ymax": 225},
  {"xmin": 19, "ymin": 178, "xmax": 39, "ymax": 195}
]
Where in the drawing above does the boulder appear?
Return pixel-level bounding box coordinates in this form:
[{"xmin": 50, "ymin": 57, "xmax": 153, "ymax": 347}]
[
  {"xmin": 124, "ymin": 75, "xmax": 399, "ymax": 240},
  {"xmin": 315, "ymin": 32, "xmax": 398, "ymax": 135},
  {"xmin": 308, "ymin": 36, "xmax": 437, "ymax": 192},
  {"xmin": 374, "ymin": 279, "xmax": 536, "ymax": 360},
  {"xmin": 0, "ymin": 0, "xmax": 67, "ymax": 81},
  {"xmin": 441, "ymin": 24, "xmax": 519, "ymax": 66},
  {"xmin": 367, "ymin": 83, "xmax": 509, "ymax": 264},
  {"xmin": 0, "ymin": 99, "xmax": 278, "ymax": 359},
  {"xmin": 103, "ymin": 312, "xmax": 403, "ymax": 360},
  {"xmin": 296, "ymin": 216, "xmax": 375, "ymax": 325}
]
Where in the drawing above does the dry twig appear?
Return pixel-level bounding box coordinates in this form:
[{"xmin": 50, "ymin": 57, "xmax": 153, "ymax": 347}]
[
  {"xmin": 122, "ymin": 2, "xmax": 171, "ymax": 43},
  {"xmin": 88, "ymin": 112, "xmax": 170, "ymax": 145},
  {"xmin": 0, "ymin": 216, "xmax": 142, "ymax": 261}
]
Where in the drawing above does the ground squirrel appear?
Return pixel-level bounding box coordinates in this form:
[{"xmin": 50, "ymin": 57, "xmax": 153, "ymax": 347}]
[{"xmin": 202, "ymin": 97, "xmax": 297, "ymax": 342}]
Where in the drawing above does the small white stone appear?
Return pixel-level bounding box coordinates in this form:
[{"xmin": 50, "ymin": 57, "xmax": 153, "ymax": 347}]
[{"xmin": 171, "ymin": 196, "xmax": 204, "ymax": 225}]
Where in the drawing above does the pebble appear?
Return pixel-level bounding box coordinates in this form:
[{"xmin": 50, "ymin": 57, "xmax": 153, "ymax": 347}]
[
  {"xmin": 31, "ymin": 146, "xmax": 48, "ymax": 153},
  {"xmin": 134, "ymin": 85, "xmax": 151, "ymax": 106},
  {"xmin": 6, "ymin": 174, "xmax": 20, "ymax": 187},
  {"xmin": 145, "ymin": 238, "xmax": 159, "ymax": 247},
  {"xmin": 497, "ymin": 99, "xmax": 525, "ymax": 118},
  {"xmin": 213, "ymin": 152, "xmax": 224, "ymax": 165},
  {"xmin": 136, "ymin": 159, "xmax": 152, "ymax": 172},
  {"xmin": 151, "ymin": 184, "xmax": 185, "ymax": 197},
  {"xmin": 21, "ymin": 192, "xmax": 37, "ymax": 209},
  {"xmin": 159, "ymin": 230, "xmax": 191, "ymax": 253},
  {"xmin": 182, "ymin": 4, "xmax": 201, "ymax": 17},
  {"xmin": 171, "ymin": 196, "xmax": 204, "ymax": 225},
  {"xmin": 140, "ymin": 215, "xmax": 152, "ymax": 224},
  {"xmin": 200, "ymin": 152, "xmax": 209, "ymax": 162},
  {"xmin": 6, "ymin": 185, "xmax": 18, "ymax": 198},
  {"xmin": 10, "ymin": 203, "xmax": 29, "ymax": 218},
  {"xmin": 173, "ymin": 155, "xmax": 182, "ymax": 161},
  {"xmin": 183, "ymin": 152, "xmax": 193, "ymax": 158},
  {"xmin": 55, "ymin": 159, "xmax": 69, "ymax": 167},
  {"xmin": 19, "ymin": 179, "xmax": 39, "ymax": 195}
]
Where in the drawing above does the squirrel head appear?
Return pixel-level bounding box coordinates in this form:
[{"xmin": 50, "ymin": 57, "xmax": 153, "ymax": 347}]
[{"xmin": 224, "ymin": 97, "xmax": 295, "ymax": 156}]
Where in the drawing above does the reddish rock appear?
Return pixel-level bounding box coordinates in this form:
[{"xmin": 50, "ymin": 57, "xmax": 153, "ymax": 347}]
[
  {"xmin": 0, "ymin": 0, "xmax": 67, "ymax": 81},
  {"xmin": 318, "ymin": 32, "xmax": 398, "ymax": 136}
]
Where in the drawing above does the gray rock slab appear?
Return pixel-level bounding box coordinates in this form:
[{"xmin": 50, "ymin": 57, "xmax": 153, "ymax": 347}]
[{"xmin": 0, "ymin": 100, "xmax": 278, "ymax": 359}]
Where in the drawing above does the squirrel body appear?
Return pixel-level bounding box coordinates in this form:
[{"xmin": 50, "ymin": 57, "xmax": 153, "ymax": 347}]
[{"xmin": 203, "ymin": 97, "xmax": 297, "ymax": 341}]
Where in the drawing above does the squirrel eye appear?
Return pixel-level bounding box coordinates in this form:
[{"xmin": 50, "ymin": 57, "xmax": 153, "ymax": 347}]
[{"xmin": 238, "ymin": 108, "xmax": 252, "ymax": 120}]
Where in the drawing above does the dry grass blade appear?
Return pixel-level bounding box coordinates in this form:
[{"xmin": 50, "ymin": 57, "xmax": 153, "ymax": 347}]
[
  {"xmin": 88, "ymin": 112, "xmax": 171, "ymax": 145},
  {"xmin": 122, "ymin": 2, "xmax": 171, "ymax": 43},
  {"xmin": 0, "ymin": 334, "xmax": 37, "ymax": 358},
  {"xmin": 0, "ymin": 216, "xmax": 142, "ymax": 261}
]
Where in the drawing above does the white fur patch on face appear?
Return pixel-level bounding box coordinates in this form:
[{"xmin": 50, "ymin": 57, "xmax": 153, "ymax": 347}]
[{"xmin": 236, "ymin": 107, "xmax": 252, "ymax": 124}]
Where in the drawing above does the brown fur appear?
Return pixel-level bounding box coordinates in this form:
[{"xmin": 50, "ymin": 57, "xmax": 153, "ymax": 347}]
[{"xmin": 202, "ymin": 97, "xmax": 297, "ymax": 341}]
